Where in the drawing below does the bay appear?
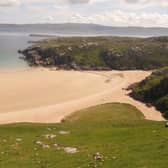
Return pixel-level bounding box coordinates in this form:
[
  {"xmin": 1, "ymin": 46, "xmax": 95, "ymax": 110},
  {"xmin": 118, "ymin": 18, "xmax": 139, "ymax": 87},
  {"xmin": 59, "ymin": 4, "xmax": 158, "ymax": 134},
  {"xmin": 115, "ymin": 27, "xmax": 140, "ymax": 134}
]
[{"xmin": 0, "ymin": 33, "xmax": 42, "ymax": 68}]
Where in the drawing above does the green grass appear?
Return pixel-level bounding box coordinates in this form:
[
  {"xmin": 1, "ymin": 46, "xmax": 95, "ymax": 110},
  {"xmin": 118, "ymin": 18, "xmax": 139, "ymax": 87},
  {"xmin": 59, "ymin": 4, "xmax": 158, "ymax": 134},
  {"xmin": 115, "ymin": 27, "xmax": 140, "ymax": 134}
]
[{"xmin": 0, "ymin": 103, "xmax": 167, "ymax": 168}]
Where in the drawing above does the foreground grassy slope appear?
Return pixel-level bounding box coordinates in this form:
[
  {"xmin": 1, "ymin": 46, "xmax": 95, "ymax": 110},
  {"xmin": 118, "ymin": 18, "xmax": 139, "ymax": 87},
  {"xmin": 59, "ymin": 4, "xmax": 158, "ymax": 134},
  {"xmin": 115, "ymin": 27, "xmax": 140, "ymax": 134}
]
[
  {"xmin": 130, "ymin": 67, "xmax": 168, "ymax": 118},
  {"xmin": 21, "ymin": 36, "xmax": 168, "ymax": 70},
  {"xmin": 0, "ymin": 103, "xmax": 168, "ymax": 168}
]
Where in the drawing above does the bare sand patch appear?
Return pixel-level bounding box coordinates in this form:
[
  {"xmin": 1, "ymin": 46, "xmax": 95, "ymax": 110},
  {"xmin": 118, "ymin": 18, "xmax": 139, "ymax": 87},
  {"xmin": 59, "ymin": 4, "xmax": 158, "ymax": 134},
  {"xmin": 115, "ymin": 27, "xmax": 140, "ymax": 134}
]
[{"xmin": 0, "ymin": 68, "xmax": 164, "ymax": 124}]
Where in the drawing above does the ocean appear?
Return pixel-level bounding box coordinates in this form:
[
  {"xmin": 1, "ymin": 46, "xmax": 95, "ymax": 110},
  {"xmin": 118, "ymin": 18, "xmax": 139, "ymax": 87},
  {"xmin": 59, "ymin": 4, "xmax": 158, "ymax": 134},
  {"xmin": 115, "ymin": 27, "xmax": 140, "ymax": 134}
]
[{"xmin": 0, "ymin": 33, "xmax": 43, "ymax": 68}]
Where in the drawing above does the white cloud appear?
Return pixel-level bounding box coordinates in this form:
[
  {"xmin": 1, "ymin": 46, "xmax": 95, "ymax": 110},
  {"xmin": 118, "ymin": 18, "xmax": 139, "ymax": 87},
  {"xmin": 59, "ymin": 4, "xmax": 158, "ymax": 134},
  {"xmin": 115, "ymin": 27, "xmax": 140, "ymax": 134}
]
[
  {"xmin": 0, "ymin": 0, "xmax": 20, "ymax": 7},
  {"xmin": 7, "ymin": 1, "xmax": 168, "ymax": 27},
  {"xmin": 0, "ymin": 0, "xmax": 168, "ymax": 27},
  {"xmin": 27, "ymin": 0, "xmax": 90, "ymax": 5},
  {"xmin": 61, "ymin": 0, "xmax": 90, "ymax": 4},
  {"xmin": 69, "ymin": 10, "xmax": 168, "ymax": 27},
  {"xmin": 1, "ymin": 0, "xmax": 168, "ymax": 7},
  {"xmin": 0, "ymin": 0, "xmax": 110, "ymax": 7},
  {"xmin": 122, "ymin": 0, "xmax": 168, "ymax": 7}
]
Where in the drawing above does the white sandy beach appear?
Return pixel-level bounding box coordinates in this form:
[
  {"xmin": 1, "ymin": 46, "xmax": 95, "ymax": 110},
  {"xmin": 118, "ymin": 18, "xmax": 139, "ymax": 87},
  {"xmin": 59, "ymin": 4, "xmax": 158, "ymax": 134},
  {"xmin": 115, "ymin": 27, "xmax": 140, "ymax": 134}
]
[{"xmin": 0, "ymin": 68, "xmax": 164, "ymax": 124}]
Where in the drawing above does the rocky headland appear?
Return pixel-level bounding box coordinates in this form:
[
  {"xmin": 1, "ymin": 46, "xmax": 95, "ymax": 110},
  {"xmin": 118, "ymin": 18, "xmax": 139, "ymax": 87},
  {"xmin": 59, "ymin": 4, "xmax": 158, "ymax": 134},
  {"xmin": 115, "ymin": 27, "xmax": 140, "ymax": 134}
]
[{"xmin": 19, "ymin": 36, "xmax": 168, "ymax": 70}]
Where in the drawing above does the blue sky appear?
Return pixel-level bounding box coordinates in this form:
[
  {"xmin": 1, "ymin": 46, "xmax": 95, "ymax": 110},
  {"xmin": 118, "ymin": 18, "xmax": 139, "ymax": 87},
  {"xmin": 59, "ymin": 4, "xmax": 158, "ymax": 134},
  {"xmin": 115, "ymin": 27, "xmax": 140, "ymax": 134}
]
[{"xmin": 0, "ymin": 0, "xmax": 168, "ymax": 27}]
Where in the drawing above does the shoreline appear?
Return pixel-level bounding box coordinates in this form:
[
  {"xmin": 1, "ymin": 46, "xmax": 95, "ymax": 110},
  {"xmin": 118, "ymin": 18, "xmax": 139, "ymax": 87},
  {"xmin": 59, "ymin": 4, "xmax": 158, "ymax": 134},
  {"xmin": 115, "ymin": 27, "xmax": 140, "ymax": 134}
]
[
  {"xmin": 0, "ymin": 68, "xmax": 164, "ymax": 124},
  {"xmin": 0, "ymin": 67, "xmax": 32, "ymax": 73}
]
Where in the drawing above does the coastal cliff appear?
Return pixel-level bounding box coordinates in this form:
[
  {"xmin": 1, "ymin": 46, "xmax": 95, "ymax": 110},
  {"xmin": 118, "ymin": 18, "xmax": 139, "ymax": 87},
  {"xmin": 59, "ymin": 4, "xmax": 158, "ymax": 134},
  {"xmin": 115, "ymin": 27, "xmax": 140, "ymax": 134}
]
[
  {"xmin": 19, "ymin": 36, "xmax": 168, "ymax": 70},
  {"xmin": 130, "ymin": 67, "xmax": 168, "ymax": 119}
]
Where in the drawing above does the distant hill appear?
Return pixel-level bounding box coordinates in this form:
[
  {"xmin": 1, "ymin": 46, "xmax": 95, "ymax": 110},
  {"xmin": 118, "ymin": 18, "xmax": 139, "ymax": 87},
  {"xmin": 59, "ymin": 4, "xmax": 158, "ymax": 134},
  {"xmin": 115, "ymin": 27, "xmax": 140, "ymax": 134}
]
[{"xmin": 0, "ymin": 23, "xmax": 168, "ymax": 37}]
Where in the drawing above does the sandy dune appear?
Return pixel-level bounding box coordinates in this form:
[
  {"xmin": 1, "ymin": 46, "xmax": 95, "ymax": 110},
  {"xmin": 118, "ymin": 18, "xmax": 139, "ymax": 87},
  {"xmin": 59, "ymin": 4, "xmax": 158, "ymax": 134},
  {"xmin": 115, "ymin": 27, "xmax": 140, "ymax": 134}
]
[{"xmin": 0, "ymin": 68, "xmax": 164, "ymax": 124}]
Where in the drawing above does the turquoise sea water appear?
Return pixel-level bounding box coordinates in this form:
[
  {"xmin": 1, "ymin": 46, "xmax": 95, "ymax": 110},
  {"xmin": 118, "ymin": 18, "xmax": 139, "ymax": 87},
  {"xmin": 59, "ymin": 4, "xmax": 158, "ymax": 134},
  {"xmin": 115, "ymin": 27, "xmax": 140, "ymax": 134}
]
[{"xmin": 0, "ymin": 33, "xmax": 43, "ymax": 68}]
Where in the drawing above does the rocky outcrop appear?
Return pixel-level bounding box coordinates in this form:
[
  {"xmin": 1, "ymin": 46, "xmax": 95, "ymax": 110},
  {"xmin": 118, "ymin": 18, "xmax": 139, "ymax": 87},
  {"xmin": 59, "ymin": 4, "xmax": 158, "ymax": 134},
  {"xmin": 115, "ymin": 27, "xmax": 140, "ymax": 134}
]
[
  {"xmin": 19, "ymin": 36, "xmax": 168, "ymax": 70},
  {"xmin": 130, "ymin": 67, "xmax": 168, "ymax": 119},
  {"xmin": 19, "ymin": 45, "xmax": 111, "ymax": 70}
]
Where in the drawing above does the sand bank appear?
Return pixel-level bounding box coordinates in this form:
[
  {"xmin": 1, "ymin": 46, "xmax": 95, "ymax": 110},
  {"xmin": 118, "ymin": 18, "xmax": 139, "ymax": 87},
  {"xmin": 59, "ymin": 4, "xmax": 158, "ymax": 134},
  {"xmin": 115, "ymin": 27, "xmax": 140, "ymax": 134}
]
[{"xmin": 0, "ymin": 68, "xmax": 164, "ymax": 124}]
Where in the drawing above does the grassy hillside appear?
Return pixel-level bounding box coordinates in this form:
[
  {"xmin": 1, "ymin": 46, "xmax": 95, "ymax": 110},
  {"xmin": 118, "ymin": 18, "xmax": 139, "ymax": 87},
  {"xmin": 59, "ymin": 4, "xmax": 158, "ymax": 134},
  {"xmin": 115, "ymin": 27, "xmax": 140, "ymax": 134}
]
[
  {"xmin": 130, "ymin": 67, "xmax": 168, "ymax": 118},
  {"xmin": 0, "ymin": 103, "xmax": 168, "ymax": 168},
  {"xmin": 20, "ymin": 36, "xmax": 168, "ymax": 70}
]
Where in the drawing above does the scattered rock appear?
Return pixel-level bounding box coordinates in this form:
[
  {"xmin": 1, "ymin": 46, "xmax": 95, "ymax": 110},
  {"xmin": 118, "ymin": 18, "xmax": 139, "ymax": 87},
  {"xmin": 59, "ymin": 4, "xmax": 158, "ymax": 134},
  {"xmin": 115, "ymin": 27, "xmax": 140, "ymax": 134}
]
[
  {"xmin": 59, "ymin": 131, "xmax": 70, "ymax": 135},
  {"xmin": 36, "ymin": 141, "xmax": 43, "ymax": 145},
  {"xmin": 43, "ymin": 134, "xmax": 56, "ymax": 139},
  {"xmin": 53, "ymin": 143, "xmax": 58, "ymax": 147},
  {"xmin": 56, "ymin": 146, "xmax": 62, "ymax": 151},
  {"xmin": 93, "ymin": 152, "xmax": 104, "ymax": 161},
  {"xmin": 42, "ymin": 144, "xmax": 50, "ymax": 149},
  {"xmin": 49, "ymin": 134, "xmax": 56, "ymax": 139},
  {"xmin": 35, "ymin": 141, "xmax": 50, "ymax": 149},
  {"xmin": 64, "ymin": 147, "xmax": 78, "ymax": 154},
  {"xmin": 68, "ymin": 46, "xmax": 72, "ymax": 51},
  {"xmin": 16, "ymin": 138, "xmax": 22, "ymax": 142}
]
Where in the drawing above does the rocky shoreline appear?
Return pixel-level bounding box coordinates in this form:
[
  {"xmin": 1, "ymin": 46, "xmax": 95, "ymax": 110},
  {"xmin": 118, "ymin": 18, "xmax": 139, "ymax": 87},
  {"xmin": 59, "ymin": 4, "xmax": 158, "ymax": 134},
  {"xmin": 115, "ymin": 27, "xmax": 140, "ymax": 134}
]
[
  {"xmin": 18, "ymin": 45, "xmax": 112, "ymax": 71},
  {"xmin": 19, "ymin": 36, "xmax": 168, "ymax": 71}
]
